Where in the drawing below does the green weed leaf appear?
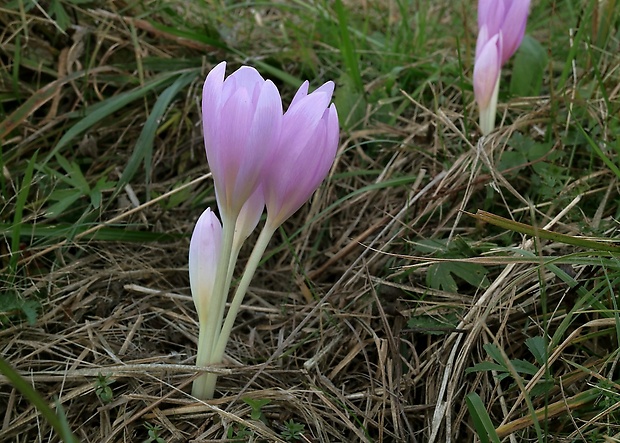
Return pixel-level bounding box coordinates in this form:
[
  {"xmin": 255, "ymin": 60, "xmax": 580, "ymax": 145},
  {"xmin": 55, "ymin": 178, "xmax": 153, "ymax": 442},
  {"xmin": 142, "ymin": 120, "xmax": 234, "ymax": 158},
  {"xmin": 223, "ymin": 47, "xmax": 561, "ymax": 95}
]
[
  {"xmin": 510, "ymin": 35, "xmax": 547, "ymax": 97},
  {"xmin": 525, "ymin": 336, "xmax": 548, "ymax": 366}
]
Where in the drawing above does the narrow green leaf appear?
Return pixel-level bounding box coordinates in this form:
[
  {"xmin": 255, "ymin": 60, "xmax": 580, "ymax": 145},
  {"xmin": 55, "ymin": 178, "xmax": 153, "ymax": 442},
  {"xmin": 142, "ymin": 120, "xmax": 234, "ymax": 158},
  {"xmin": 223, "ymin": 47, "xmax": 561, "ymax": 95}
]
[
  {"xmin": 466, "ymin": 393, "xmax": 501, "ymax": 443},
  {"xmin": 468, "ymin": 210, "xmax": 620, "ymax": 253},
  {"xmin": 43, "ymin": 71, "xmax": 188, "ymax": 166},
  {"xmin": 0, "ymin": 357, "xmax": 79, "ymax": 443},
  {"xmin": 45, "ymin": 192, "xmax": 82, "ymax": 219},
  {"xmin": 465, "ymin": 362, "xmax": 507, "ymax": 373},
  {"xmin": 0, "ymin": 223, "xmax": 180, "ymax": 242},
  {"xmin": 118, "ymin": 71, "xmax": 197, "ymax": 191}
]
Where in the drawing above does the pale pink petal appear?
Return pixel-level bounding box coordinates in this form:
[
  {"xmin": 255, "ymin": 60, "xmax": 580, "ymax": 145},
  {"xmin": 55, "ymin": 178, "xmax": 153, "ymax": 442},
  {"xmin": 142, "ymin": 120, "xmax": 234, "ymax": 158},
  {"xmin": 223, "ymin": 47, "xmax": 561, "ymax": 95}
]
[
  {"xmin": 202, "ymin": 63, "xmax": 283, "ymax": 217},
  {"xmin": 500, "ymin": 0, "xmax": 531, "ymax": 63},
  {"xmin": 474, "ymin": 33, "xmax": 502, "ymax": 110},
  {"xmin": 289, "ymin": 81, "xmax": 309, "ymax": 108},
  {"xmin": 235, "ymin": 80, "xmax": 282, "ymax": 201},
  {"xmin": 235, "ymin": 187, "xmax": 265, "ymax": 243},
  {"xmin": 478, "ymin": 0, "xmax": 506, "ymax": 35},
  {"xmin": 189, "ymin": 208, "xmax": 222, "ymax": 322},
  {"xmin": 264, "ymin": 102, "xmax": 339, "ymax": 227}
]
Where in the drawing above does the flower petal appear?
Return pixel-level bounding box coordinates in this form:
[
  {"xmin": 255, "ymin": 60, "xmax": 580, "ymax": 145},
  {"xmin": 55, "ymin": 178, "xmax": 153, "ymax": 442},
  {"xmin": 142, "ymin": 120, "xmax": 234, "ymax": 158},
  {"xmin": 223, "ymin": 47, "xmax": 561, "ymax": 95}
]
[
  {"xmin": 264, "ymin": 102, "xmax": 339, "ymax": 227},
  {"xmin": 474, "ymin": 33, "xmax": 502, "ymax": 110},
  {"xmin": 500, "ymin": 0, "xmax": 531, "ymax": 63}
]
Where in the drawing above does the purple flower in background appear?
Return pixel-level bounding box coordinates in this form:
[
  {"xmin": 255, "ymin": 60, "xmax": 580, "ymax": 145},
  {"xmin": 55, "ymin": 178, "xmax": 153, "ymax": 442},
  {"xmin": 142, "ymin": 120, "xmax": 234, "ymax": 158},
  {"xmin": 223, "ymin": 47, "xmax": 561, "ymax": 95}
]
[
  {"xmin": 262, "ymin": 81, "xmax": 339, "ymax": 229},
  {"xmin": 474, "ymin": 0, "xmax": 530, "ymax": 135},
  {"xmin": 202, "ymin": 62, "xmax": 282, "ymax": 218}
]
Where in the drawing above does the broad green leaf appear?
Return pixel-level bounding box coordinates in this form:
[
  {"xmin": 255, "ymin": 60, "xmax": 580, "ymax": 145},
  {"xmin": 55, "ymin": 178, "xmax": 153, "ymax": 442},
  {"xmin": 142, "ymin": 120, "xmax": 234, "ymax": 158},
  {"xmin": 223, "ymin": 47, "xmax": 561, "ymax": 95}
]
[
  {"xmin": 427, "ymin": 263, "xmax": 457, "ymax": 292},
  {"xmin": 483, "ymin": 343, "xmax": 505, "ymax": 366},
  {"xmin": 510, "ymin": 359, "xmax": 539, "ymax": 376},
  {"xmin": 510, "ymin": 35, "xmax": 547, "ymax": 97},
  {"xmin": 525, "ymin": 336, "xmax": 548, "ymax": 366},
  {"xmin": 448, "ymin": 262, "xmax": 490, "ymax": 289}
]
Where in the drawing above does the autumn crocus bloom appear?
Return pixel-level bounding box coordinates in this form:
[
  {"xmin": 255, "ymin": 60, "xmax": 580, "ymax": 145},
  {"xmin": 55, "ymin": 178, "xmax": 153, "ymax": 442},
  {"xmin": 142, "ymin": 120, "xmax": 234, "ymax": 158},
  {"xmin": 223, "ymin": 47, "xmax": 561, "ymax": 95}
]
[
  {"xmin": 191, "ymin": 63, "xmax": 339, "ymax": 400},
  {"xmin": 474, "ymin": 0, "xmax": 530, "ymax": 135},
  {"xmin": 263, "ymin": 80, "xmax": 339, "ymax": 229},
  {"xmin": 202, "ymin": 61, "xmax": 282, "ymax": 218},
  {"xmin": 196, "ymin": 62, "xmax": 283, "ymax": 401},
  {"xmin": 201, "ymin": 79, "xmax": 339, "ymax": 399}
]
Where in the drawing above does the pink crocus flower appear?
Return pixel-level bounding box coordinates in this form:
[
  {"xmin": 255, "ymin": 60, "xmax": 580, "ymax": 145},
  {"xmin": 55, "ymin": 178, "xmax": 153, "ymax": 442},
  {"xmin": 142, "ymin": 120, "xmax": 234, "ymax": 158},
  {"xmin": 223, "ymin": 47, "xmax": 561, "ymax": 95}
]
[
  {"xmin": 262, "ymin": 81, "xmax": 339, "ymax": 229},
  {"xmin": 477, "ymin": 0, "xmax": 530, "ymax": 64},
  {"xmin": 202, "ymin": 62, "xmax": 282, "ymax": 219},
  {"xmin": 474, "ymin": 0, "xmax": 530, "ymax": 135},
  {"xmin": 191, "ymin": 63, "xmax": 339, "ymax": 400},
  {"xmin": 188, "ymin": 208, "xmax": 222, "ymax": 324}
]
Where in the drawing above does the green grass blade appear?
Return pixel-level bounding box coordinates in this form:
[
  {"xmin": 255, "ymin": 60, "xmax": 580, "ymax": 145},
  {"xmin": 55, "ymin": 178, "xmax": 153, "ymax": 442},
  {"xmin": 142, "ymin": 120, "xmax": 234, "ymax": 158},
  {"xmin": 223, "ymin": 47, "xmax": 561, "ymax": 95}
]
[
  {"xmin": 0, "ymin": 70, "xmax": 87, "ymax": 142},
  {"xmin": 0, "ymin": 222, "xmax": 181, "ymax": 242},
  {"xmin": 118, "ymin": 71, "xmax": 198, "ymax": 192},
  {"xmin": 468, "ymin": 210, "xmax": 620, "ymax": 253},
  {"xmin": 10, "ymin": 153, "xmax": 37, "ymax": 274},
  {"xmin": 574, "ymin": 121, "xmax": 620, "ymax": 180},
  {"xmin": 0, "ymin": 357, "xmax": 78, "ymax": 443},
  {"xmin": 43, "ymin": 70, "xmax": 189, "ymax": 166},
  {"xmin": 466, "ymin": 393, "xmax": 501, "ymax": 443},
  {"xmin": 333, "ymin": 0, "xmax": 363, "ymax": 94}
]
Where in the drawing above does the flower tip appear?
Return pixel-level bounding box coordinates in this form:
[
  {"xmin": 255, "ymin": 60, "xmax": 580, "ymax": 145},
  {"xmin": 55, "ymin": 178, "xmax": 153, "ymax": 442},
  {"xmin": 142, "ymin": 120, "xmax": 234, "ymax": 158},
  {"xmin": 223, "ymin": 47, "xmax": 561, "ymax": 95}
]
[
  {"xmin": 317, "ymin": 80, "xmax": 335, "ymax": 98},
  {"xmin": 204, "ymin": 62, "xmax": 227, "ymax": 86}
]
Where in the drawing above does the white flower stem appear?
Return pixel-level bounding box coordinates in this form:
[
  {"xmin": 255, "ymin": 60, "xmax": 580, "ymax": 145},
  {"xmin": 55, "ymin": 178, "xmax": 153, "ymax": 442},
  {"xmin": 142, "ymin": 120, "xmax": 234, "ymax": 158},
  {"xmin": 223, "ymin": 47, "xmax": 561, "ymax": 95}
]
[
  {"xmin": 209, "ymin": 235, "xmax": 244, "ymax": 356},
  {"xmin": 201, "ymin": 222, "xmax": 277, "ymax": 398},
  {"xmin": 479, "ymin": 73, "xmax": 501, "ymax": 136},
  {"xmin": 192, "ymin": 210, "xmax": 237, "ymax": 399}
]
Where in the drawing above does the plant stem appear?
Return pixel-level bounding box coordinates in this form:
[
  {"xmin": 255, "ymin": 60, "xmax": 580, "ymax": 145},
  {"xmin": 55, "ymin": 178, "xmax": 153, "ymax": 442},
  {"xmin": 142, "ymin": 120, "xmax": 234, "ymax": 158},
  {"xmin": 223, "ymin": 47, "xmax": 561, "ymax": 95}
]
[
  {"xmin": 201, "ymin": 222, "xmax": 277, "ymax": 397},
  {"xmin": 209, "ymin": 235, "xmax": 244, "ymax": 357}
]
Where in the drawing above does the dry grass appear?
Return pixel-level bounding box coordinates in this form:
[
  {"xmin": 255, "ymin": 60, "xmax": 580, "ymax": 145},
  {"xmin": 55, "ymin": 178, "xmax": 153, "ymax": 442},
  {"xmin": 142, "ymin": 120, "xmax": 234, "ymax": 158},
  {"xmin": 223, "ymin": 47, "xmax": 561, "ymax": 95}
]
[{"xmin": 1, "ymin": 1, "xmax": 620, "ymax": 442}]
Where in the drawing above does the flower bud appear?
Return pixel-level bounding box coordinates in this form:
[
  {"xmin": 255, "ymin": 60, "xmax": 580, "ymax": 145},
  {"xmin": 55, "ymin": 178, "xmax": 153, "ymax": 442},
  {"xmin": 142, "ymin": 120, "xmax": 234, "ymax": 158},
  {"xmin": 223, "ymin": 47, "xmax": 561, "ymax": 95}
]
[{"xmin": 189, "ymin": 208, "xmax": 222, "ymax": 323}]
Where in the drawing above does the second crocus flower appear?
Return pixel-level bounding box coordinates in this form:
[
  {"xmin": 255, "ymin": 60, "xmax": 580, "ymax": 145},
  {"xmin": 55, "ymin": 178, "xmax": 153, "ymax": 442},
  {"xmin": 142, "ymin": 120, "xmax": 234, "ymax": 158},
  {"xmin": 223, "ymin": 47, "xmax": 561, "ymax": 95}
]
[{"xmin": 263, "ymin": 80, "xmax": 339, "ymax": 230}]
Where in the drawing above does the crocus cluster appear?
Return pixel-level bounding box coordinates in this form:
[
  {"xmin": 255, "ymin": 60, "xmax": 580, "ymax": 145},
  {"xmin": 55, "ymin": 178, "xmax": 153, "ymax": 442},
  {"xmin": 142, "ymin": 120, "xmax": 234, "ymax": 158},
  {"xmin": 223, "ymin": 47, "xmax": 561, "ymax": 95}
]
[
  {"xmin": 189, "ymin": 62, "xmax": 339, "ymax": 400},
  {"xmin": 474, "ymin": 0, "xmax": 530, "ymax": 135}
]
